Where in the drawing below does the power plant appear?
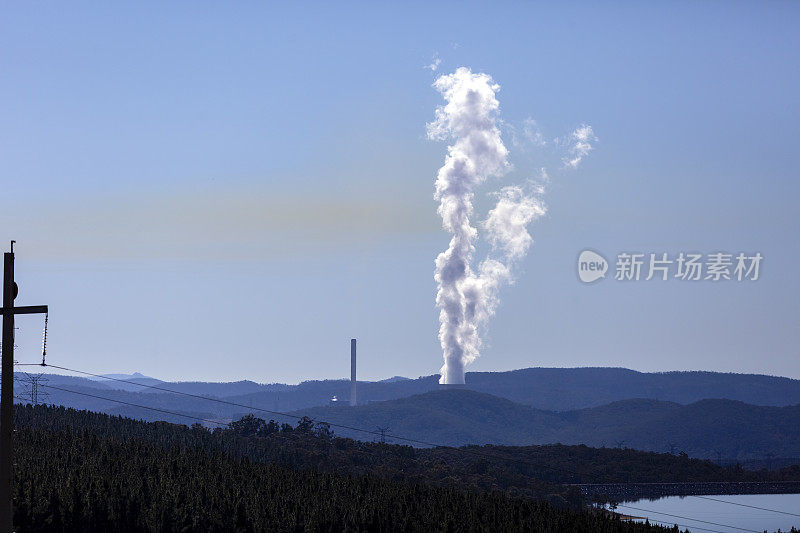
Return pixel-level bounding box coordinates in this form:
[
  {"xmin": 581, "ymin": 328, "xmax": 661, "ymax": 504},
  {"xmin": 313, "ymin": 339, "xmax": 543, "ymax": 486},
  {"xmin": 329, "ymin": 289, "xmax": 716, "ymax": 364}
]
[{"xmin": 350, "ymin": 338, "xmax": 357, "ymax": 406}]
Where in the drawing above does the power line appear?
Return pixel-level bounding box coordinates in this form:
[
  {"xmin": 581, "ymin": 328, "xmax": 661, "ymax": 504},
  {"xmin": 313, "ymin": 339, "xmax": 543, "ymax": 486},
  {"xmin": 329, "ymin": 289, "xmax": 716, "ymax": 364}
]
[
  {"xmin": 36, "ymin": 383, "xmax": 228, "ymax": 427},
  {"xmin": 17, "ymin": 387, "xmax": 327, "ymax": 454},
  {"xmin": 617, "ymin": 504, "xmax": 761, "ymax": 533},
  {"xmin": 690, "ymin": 494, "xmax": 800, "ymax": 518},
  {"xmin": 17, "ymin": 362, "xmax": 799, "ymax": 527}
]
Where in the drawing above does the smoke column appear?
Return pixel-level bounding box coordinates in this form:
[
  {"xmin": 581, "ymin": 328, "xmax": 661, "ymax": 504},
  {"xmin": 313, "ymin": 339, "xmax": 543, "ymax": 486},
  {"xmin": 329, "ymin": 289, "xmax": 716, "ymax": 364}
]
[{"xmin": 428, "ymin": 67, "xmax": 546, "ymax": 385}]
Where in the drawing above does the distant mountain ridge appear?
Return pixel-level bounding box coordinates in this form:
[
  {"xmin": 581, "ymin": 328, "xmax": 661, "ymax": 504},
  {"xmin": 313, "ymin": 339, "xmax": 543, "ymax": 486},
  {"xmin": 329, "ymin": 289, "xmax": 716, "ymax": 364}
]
[
  {"xmin": 93, "ymin": 372, "xmax": 156, "ymax": 381},
  {"xmin": 221, "ymin": 367, "xmax": 800, "ymax": 411},
  {"xmin": 32, "ymin": 366, "xmax": 800, "ymax": 413},
  {"xmin": 87, "ymin": 372, "xmax": 163, "ymax": 392},
  {"xmin": 460, "ymin": 367, "xmax": 800, "ymax": 410}
]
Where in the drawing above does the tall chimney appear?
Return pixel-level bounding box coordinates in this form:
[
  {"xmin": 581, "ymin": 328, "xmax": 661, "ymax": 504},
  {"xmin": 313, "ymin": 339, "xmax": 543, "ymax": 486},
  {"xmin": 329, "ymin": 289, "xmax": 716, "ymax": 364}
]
[{"xmin": 350, "ymin": 339, "xmax": 357, "ymax": 406}]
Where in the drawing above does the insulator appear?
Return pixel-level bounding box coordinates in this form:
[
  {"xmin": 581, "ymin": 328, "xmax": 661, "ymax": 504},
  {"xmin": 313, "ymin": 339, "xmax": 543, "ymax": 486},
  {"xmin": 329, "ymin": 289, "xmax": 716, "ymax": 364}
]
[{"xmin": 41, "ymin": 313, "xmax": 48, "ymax": 365}]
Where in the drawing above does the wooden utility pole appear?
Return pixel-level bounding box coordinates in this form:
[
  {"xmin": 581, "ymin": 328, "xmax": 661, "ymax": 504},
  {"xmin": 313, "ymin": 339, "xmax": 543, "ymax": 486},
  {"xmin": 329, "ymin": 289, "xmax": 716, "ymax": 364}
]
[{"xmin": 1, "ymin": 242, "xmax": 48, "ymax": 531}]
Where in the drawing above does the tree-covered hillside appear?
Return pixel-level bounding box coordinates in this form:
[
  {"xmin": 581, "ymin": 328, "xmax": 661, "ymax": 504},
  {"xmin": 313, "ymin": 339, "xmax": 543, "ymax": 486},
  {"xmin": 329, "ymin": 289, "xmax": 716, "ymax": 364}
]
[
  {"xmin": 16, "ymin": 427, "xmax": 635, "ymax": 532},
  {"xmin": 294, "ymin": 389, "xmax": 800, "ymax": 460},
  {"xmin": 20, "ymin": 403, "xmax": 795, "ymax": 490},
  {"xmin": 11, "ymin": 403, "xmax": 698, "ymax": 532}
]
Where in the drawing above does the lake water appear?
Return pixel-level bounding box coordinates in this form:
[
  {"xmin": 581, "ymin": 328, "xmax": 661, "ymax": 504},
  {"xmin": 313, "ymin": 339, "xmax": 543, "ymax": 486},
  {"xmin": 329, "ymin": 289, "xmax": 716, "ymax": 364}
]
[{"xmin": 610, "ymin": 494, "xmax": 800, "ymax": 532}]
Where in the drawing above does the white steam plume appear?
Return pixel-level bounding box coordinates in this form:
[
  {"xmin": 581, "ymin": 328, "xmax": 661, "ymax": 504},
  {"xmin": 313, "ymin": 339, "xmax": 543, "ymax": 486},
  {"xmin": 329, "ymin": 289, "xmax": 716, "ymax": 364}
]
[{"xmin": 428, "ymin": 67, "xmax": 547, "ymax": 385}]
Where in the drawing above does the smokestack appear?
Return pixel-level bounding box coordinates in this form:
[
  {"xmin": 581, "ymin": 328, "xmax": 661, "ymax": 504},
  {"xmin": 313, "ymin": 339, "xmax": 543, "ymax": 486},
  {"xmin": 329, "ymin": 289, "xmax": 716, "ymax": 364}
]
[{"xmin": 350, "ymin": 338, "xmax": 357, "ymax": 406}]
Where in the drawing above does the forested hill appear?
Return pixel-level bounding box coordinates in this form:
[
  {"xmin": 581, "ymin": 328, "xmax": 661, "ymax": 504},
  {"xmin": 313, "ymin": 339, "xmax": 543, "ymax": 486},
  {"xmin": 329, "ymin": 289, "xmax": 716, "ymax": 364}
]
[
  {"xmin": 11, "ymin": 403, "xmax": 727, "ymax": 532},
  {"xmin": 463, "ymin": 367, "xmax": 800, "ymax": 410},
  {"xmin": 293, "ymin": 389, "xmax": 800, "ymax": 461}
]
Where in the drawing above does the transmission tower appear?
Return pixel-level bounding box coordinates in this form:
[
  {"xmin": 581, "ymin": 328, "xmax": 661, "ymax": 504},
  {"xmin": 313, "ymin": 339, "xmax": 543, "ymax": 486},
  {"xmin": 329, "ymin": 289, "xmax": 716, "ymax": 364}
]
[
  {"xmin": 18, "ymin": 373, "xmax": 49, "ymax": 405},
  {"xmin": 376, "ymin": 425, "xmax": 390, "ymax": 444}
]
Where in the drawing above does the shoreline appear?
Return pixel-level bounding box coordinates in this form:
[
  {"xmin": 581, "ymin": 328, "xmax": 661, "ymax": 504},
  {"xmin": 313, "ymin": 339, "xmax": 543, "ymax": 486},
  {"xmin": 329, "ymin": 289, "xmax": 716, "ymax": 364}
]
[{"xmin": 572, "ymin": 481, "xmax": 800, "ymax": 502}]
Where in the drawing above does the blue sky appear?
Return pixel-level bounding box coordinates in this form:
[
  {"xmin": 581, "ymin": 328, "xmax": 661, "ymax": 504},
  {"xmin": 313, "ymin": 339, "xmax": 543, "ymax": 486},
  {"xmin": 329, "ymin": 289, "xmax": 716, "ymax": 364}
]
[{"xmin": 2, "ymin": 2, "xmax": 798, "ymax": 382}]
